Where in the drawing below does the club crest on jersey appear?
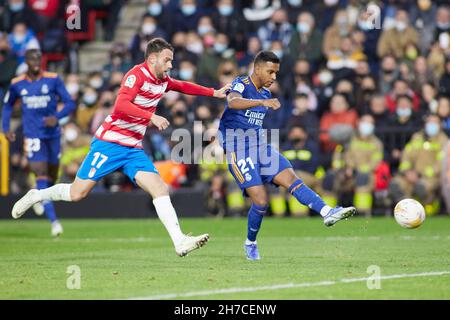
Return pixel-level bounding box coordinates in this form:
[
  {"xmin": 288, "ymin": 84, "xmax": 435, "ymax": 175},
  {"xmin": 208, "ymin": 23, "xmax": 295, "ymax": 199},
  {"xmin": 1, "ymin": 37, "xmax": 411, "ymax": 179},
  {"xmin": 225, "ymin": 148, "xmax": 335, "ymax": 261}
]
[
  {"xmin": 88, "ymin": 167, "xmax": 96, "ymax": 178},
  {"xmin": 233, "ymin": 83, "xmax": 245, "ymax": 93},
  {"xmin": 245, "ymin": 173, "xmax": 252, "ymax": 182},
  {"xmin": 124, "ymin": 75, "xmax": 136, "ymax": 88},
  {"xmin": 41, "ymin": 84, "xmax": 49, "ymax": 94}
]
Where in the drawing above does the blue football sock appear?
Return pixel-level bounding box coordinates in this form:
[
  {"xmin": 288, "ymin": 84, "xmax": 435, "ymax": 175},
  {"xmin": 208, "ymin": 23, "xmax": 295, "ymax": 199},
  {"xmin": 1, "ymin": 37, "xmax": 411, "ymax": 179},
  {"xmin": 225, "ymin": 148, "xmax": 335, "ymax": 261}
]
[
  {"xmin": 36, "ymin": 178, "xmax": 57, "ymax": 223},
  {"xmin": 288, "ymin": 179, "xmax": 326, "ymax": 214},
  {"xmin": 247, "ymin": 203, "xmax": 268, "ymax": 242}
]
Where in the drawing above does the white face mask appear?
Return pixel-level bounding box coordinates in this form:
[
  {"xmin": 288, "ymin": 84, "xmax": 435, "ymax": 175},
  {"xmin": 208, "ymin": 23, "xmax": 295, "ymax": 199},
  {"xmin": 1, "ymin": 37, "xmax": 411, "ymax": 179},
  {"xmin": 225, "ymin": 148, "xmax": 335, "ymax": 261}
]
[
  {"xmin": 318, "ymin": 71, "xmax": 333, "ymax": 85},
  {"xmin": 198, "ymin": 25, "xmax": 214, "ymax": 36},
  {"xmin": 89, "ymin": 78, "xmax": 103, "ymax": 89},
  {"xmin": 66, "ymin": 82, "xmax": 80, "ymax": 95},
  {"xmin": 181, "ymin": 4, "xmax": 196, "ymax": 16},
  {"xmin": 83, "ymin": 93, "xmax": 97, "ymax": 105},
  {"xmin": 254, "ymin": 0, "xmax": 269, "ymax": 9},
  {"xmin": 439, "ymin": 32, "xmax": 449, "ymax": 49},
  {"xmin": 13, "ymin": 33, "xmax": 26, "ymax": 43},
  {"xmin": 142, "ymin": 23, "xmax": 156, "ymax": 35},
  {"xmin": 288, "ymin": 0, "xmax": 303, "ymax": 6},
  {"xmin": 297, "ymin": 22, "xmax": 311, "ymax": 34},
  {"xmin": 179, "ymin": 68, "xmax": 194, "ymax": 80},
  {"xmin": 396, "ymin": 21, "xmax": 407, "ymax": 31},
  {"xmin": 358, "ymin": 122, "xmax": 374, "ymax": 137},
  {"xmin": 186, "ymin": 41, "xmax": 203, "ymax": 54},
  {"xmin": 324, "ymin": 0, "xmax": 338, "ymax": 7},
  {"xmin": 148, "ymin": 3, "xmax": 162, "ymax": 16},
  {"xmin": 64, "ymin": 128, "xmax": 78, "ymax": 142}
]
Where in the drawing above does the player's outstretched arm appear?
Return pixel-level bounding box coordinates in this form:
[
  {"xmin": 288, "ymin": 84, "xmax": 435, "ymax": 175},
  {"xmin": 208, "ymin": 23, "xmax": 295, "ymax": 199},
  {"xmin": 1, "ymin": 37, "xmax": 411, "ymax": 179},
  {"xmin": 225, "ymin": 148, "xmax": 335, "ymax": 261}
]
[
  {"xmin": 227, "ymin": 92, "xmax": 281, "ymax": 110},
  {"xmin": 167, "ymin": 78, "xmax": 231, "ymax": 98}
]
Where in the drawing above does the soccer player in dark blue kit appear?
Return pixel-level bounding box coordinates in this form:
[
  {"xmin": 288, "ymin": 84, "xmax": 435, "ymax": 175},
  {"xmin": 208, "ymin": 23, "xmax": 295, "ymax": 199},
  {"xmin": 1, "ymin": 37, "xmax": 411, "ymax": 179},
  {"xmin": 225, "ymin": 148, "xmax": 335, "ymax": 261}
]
[
  {"xmin": 218, "ymin": 51, "xmax": 356, "ymax": 260},
  {"xmin": 2, "ymin": 49, "xmax": 76, "ymax": 236}
]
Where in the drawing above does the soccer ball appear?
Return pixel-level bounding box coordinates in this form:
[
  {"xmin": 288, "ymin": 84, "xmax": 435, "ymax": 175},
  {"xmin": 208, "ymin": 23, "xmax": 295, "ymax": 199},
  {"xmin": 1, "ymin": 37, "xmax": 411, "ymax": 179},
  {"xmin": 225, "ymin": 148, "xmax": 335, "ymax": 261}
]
[{"xmin": 394, "ymin": 199, "xmax": 426, "ymax": 229}]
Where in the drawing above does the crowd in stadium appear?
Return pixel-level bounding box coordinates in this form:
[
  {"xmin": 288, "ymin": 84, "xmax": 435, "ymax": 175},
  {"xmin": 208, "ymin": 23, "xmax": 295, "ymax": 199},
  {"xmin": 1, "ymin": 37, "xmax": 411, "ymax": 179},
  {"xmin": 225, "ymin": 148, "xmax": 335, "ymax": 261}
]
[{"xmin": 1, "ymin": 0, "xmax": 450, "ymax": 216}]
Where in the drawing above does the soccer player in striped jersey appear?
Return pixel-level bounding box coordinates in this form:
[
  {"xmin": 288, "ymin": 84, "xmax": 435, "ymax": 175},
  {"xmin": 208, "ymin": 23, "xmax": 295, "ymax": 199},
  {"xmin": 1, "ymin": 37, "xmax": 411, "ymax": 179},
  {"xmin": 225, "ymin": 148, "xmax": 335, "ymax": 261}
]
[{"xmin": 12, "ymin": 38, "xmax": 230, "ymax": 257}]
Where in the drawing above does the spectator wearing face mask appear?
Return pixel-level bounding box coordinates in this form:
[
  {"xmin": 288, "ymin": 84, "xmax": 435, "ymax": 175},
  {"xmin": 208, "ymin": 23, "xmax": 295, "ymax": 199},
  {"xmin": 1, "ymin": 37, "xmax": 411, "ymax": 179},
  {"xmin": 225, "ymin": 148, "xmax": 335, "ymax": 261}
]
[
  {"xmin": 171, "ymin": 32, "xmax": 199, "ymax": 69},
  {"xmin": 0, "ymin": 0, "xmax": 39, "ymax": 32},
  {"xmin": 385, "ymin": 78, "xmax": 420, "ymax": 113},
  {"xmin": 60, "ymin": 122, "xmax": 91, "ymax": 182},
  {"xmin": 177, "ymin": 60, "xmax": 197, "ymax": 83},
  {"xmin": 7, "ymin": 22, "xmax": 39, "ymax": 65},
  {"xmin": 172, "ymin": 0, "xmax": 206, "ymax": 34},
  {"xmin": 211, "ymin": 0, "xmax": 249, "ymax": 52},
  {"xmin": 409, "ymin": 0, "xmax": 437, "ymax": 53},
  {"xmin": 389, "ymin": 114, "xmax": 448, "ymax": 215},
  {"xmin": 341, "ymin": 114, "xmax": 384, "ymax": 216},
  {"xmin": 322, "ymin": 10, "xmax": 354, "ymax": 58},
  {"xmin": 356, "ymin": 75, "xmax": 377, "ymax": 114},
  {"xmin": 368, "ymin": 95, "xmax": 391, "ymax": 139},
  {"xmin": 103, "ymin": 42, "xmax": 133, "ymax": 79},
  {"xmin": 288, "ymin": 12, "xmax": 323, "ymax": 68},
  {"xmin": 65, "ymin": 73, "xmax": 81, "ymax": 103},
  {"xmin": 76, "ymin": 86, "xmax": 99, "ymax": 133},
  {"xmin": 268, "ymin": 39, "xmax": 294, "ymax": 84},
  {"xmin": 377, "ymin": 10, "xmax": 419, "ymax": 60},
  {"xmin": 145, "ymin": 0, "xmax": 171, "ymax": 37},
  {"xmin": 356, "ymin": 10, "xmax": 383, "ymax": 74},
  {"xmin": 243, "ymin": 0, "xmax": 282, "ymax": 33},
  {"xmin": 386, "ymin": 95, "xmax": 422, "ymax": 173},
  {"xmin": 257, "ymin": 8, "xmax": 293, "ymax": 50},
  {"xmin": 197, "ymin": 33, "xmax": 236, "ymax": 85},
  {"xmin": 89, "ymin": 90, "xmax": 115, "ymax": 135},
  {"xmin": 129, "ymin": 15, "xmax": 167, "ymax": 64},
  {"xmin": 378, "ymin": 55, "xmax": 400, "ymax": 95},
  {"xmin": 434, "ymin": 5, "xmax": 450, "ymax": 43}
]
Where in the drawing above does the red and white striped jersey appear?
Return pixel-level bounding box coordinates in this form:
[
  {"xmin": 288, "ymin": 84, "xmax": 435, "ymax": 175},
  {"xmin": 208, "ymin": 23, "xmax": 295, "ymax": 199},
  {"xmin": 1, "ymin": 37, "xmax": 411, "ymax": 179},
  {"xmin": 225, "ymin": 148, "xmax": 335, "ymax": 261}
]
[
  {"xmin": 95, "ymin": 62, "xmax": 214, "ymax": 148},
  {"xmin": 95, "ymin": 63, "xmax": 170, "ymax": 148}
]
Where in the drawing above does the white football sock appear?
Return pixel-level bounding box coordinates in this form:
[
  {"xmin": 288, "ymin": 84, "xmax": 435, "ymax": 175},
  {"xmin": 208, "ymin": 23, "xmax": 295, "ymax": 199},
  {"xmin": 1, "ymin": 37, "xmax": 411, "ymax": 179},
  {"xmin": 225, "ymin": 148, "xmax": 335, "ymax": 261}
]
[
  {"xmin": 37, "ymin": 183, "xmax": 72, "ymax": 202},
  {"xmin": 245, "ymin": 239, "xmax": 257, "ymax": 245},
  {"xmin": 320, "ymin": 205, "xmax": 332, "ymax": 217},
  {"xmin": 153, "ymin": 196, "xmax": 184, "ymax": 246}
]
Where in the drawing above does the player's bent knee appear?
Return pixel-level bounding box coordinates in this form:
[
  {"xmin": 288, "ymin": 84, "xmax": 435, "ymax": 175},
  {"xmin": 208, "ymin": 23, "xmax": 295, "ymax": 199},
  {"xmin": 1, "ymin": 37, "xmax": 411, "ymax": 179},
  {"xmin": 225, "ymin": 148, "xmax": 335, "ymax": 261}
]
[{"xmin": 253, "ymin": 197, "xmax": 269, "ymax": 208}]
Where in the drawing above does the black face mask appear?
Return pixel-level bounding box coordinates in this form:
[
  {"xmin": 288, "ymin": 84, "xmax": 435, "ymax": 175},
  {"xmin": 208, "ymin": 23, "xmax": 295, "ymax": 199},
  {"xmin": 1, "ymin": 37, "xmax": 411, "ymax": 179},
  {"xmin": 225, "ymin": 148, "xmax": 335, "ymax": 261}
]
[
  {"xmin": 290, "ymin": 137, "xmax": 304, "ymax": 144},
  {"xmin": 103, "ymin": 101, "xmax": 113, "ymax": 108},
  {"xmin": 175, "ymin": 110, "xmax": 186, "ymax": 117},
  {"xmin": 362, "ymin": 88, "xmax": 376, "ymax": 95},
  {"xmin": 383, "ymin": 69, "xmax": 394, "ymax": 75}
]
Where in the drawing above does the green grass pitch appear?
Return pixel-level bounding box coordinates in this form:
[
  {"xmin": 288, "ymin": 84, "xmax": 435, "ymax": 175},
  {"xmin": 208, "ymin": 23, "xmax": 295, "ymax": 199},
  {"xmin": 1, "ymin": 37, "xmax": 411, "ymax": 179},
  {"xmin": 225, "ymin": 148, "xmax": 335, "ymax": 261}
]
[{"xmin": 1, "ymin": 216, "xmax": 450, "ymax": 299}]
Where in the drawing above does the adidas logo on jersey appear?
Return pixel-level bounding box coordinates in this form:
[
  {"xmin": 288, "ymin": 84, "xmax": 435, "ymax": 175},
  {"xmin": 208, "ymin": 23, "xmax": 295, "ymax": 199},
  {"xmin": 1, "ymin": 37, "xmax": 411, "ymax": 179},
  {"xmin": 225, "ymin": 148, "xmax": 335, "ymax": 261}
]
[{"xmin": 20, "ymin": 89, "xmax": 28, "ymax": 96}]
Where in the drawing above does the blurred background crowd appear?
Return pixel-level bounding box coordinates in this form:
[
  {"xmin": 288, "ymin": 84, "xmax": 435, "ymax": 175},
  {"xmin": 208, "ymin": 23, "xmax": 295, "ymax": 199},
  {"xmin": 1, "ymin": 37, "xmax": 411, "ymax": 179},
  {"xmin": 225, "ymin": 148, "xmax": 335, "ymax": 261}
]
[{"xmin": 0, "ymin": 0, "xmax": 450, "ymax": 217}]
